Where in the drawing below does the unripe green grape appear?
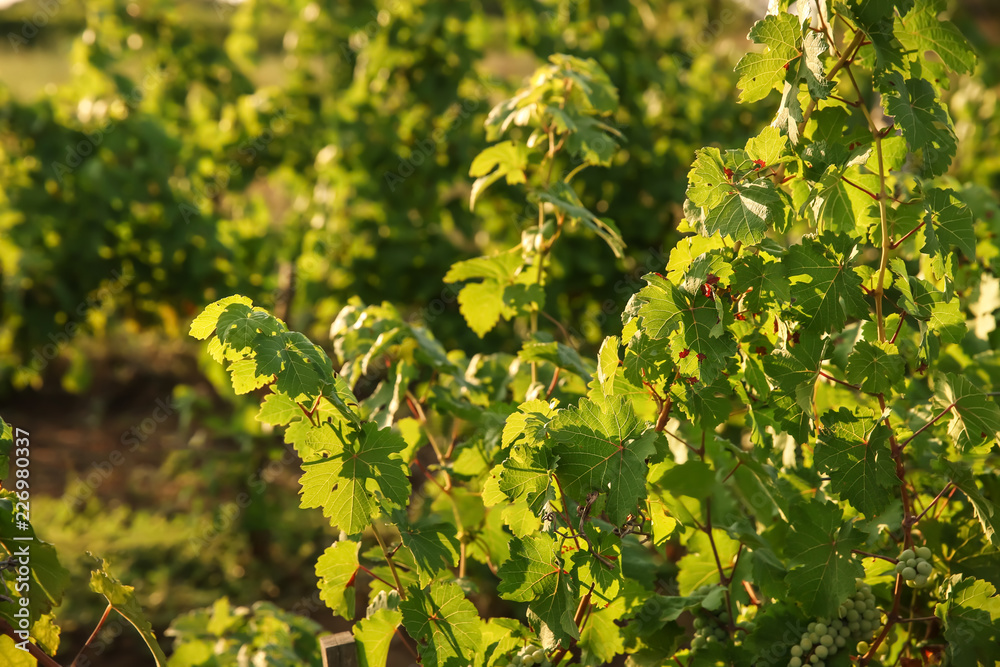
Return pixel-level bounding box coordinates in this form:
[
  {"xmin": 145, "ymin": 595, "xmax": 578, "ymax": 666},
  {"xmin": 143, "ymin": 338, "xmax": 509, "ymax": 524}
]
[
  {"xmin": 839, "ymin": 626, "xmax": 851, "ymax": 638},
  {"xmin": 914, "ymin": 574, "xmax": 928, "ymax": 586},
  {"xmin": 800, "ymin": 637, "xmax": 813, "ymax": 651},
  {"xmin": 857, "ymin": 641, "xmax": 870, "ymax": 654},
  {"xmin": 917, "ymin": 561, "xmax": 932, "ymax": 575},
  {"xmin": 789, "ymin": 658, "xmax": 802, "ymax": 667},
  {"xmin": 814, "ymin": 623, "xmax": 827, "ymax": 635},
  {"xmin": 916, "ymin": 546, "xmax": 931, "ymax": 560},
  {"xmin": 716, "ymin": 629, "xmax": 727, "ymax": 640},
  {"xmin": 815, "ymin": 645, "xmax": 829, "ymax": 659},
  {"xmin": 854, "ymin": 601, "xmax": 867, "ymax": 612},
  {"xmin": 809, "ymin": 654, "xmax": 820, "ymax": 664},
  {"xmin": 899, "ymin": 549, "xmax": 914, "ymax": 561},
  {"xmin": 790, "ymin": 646, "xmax": 803, "ymax": 657},
  {"xmin": 719, "ymin": 612, "xmax": 730, "ymax": 623},
  {"xmin": 847, "ymin": 610, "xmax": 859, "ymax": 622},
  {"xmin": 863, "ymin": 609, "xmax": 876, "ymax": 620},
  {"xmin": 694, "ymin": 617, "xmax": 705, "ymax": 629},
  {"xmin": 820, "ymin": 634, "xmax": 834, "ymax": 647},
  {"xmin": 706, "ymin": 635, "xmax": 717, "ymax": 644},
  {"xmin": 860, "ymin": 620, "xmax": 872, "ymax": 633},
  {"xmin": 835, "ymin": 636, "xmax": 846, "ymax": 647},
  {"xmin": 906, "ymin": 558, "xmax": 917, "ymax": 568},
  {"xmin": 843, "ymin": 599, "xmax": 854, "ymax": 610},
  {"xmin": 809, "ymin": 632, "xmax": 819, "ymax": 644},
  {"xmin": 691, "ymin": 637, "xmax": 705, "ymax": 649},
  {"xmin": 532, "ymin": 649, "xmax": 545, "ymax": 661}
]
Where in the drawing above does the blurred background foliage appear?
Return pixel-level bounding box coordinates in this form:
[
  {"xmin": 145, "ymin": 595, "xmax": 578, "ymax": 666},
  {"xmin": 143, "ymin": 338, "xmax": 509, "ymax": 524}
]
[{"xmin": 0, "ymin": 0, "xmax": 997, "ymax": 662}]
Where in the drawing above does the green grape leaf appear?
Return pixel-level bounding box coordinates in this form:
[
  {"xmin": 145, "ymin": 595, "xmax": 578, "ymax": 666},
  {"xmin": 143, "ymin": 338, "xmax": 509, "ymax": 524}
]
[
  {"xmin": 784, "ymin": 233, "xmax": 868, "ymax": 332},
  {"xmin": 732, "ymin": 254, "xmax": 791, "ymax": 312},
  {"xmin": 519, "ymin": 341, "xmax": 596, "ymax": 380},
  {"xmin": 815, "ymin": 409, "xmax": 899, "ymax": 518},
  {"xmin": 745, "ymin": 126, "xmax": 789, "ymax": 168},
  {"xmin": 469, "ymin": 140, "xmax": 529, "ymax": 209},
  {"xmin": 801, "ymin": 30, "xmax": 834, "ymax": 99},
  {"xmin": 395, "ymin": 515, "xmax": 461, "ymax": 585},
  {"xmin": 496, "ymin": 534, "xmax": 578, "ymax": 643},
  {"xmin": 189, "ymin": 295, "xmax": 253, "ymax": 340},
  {"xmin": 498, "ymin": 444, "xmax": 554, "ymax": 513},
  {"xmin": 686, "ymin": 148, "xmax": 786, "ymax": 244},
  {"xmin": 578, "ymin": 597, "xmax": 626, "ymax": 665},
  {"xmin": 896, "ymin": 0, "xmax": 977, "ymax": 76},
  {"xmin": 880, "ymin": 72, "xmax": 957, "ymax": 177},
  {"xmin": 783, "ymin": 500, "xmax": 864, "ymax": 617},
  {"xmin": 400, "ymin": 582, "xmax": 484, "ymax": 667},
  {"xmin": 502, "ymin": 399, "xmax": 557, "ymax": 450},
  {"xmin": 923, "ymin": 188, "xmax": 976, "ymax": 260},
  {"xmin": 315, "ymin": 540, "xmax": 360, "ymax": 620},
  {"xmin": 838, "ymin": 0, "xmax": 907, "ymax": 76},
  {"xmin": 228, "ymin": 358, "xmax": 272, "ymax": 394},
  {"xmin": 298, "ymin": 423, "xmax": 411, "ymax": 534},
  {"xmin": 735, "ymin": 13, "xmax": 802, "ymax": 103},
  {"xmin": 0, "ymin": 491, "xmax": 70, "ymax": 628},
  {"xmin": 354, "ymin": 608, "xmax": 402, "ymax": 667},
  {"xmin": 597, "ymin": 335, "xmax": 620, "ymax": 395},
  {"xmin": 943, "ymin": 462, "xmax": 1000, "ymax": 546},
  {"xmin": 635, "ymin": 273, "xmax": 688, "ymax": 339},
  {"xmin": 216, "ymin": 303, "xmax": 281, "ymax": 353},
  {"xmin": 567, "ymin": 530, "xmax": 622, "ymax": 602},
  {"xmin": 929, "ymin": 298, "xmax": 967, "ymax": 344},
  {"xmin": 846, "ymin": 339, "xmax": 905, "ymax": 394},
  {"xmin": 550, "ymin": 394, "xmax": 658, "ymax": 525},
  {"xmin": 89, "ymin": 556, "xmax": 168, "ymax": 666},
  {"xmin": 256, "ymin": 391, "xmax": 304, "ymax": 426},
  {"xmin": 457, "ymin": 281, "xmax": 507, "ymax": 338},
  {"xmin": 444, "ymin": 252, "xmax": 522, "ymax": 284},
  {"xmin": 533, "ymin": 183, "xmax": 625, "ymax": 258},
  {"xmin": 933, "ymin": 373, "xmax": 1000, "ymax": 451},
  {"xmin": 935, "ymin": 576, "xmax": 1000, "ymax": 666}
]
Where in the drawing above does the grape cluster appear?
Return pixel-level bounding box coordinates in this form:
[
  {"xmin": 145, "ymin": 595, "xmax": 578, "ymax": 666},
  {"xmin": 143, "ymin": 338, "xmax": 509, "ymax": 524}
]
[
  {"xmin": 505, "ymin": 646, "xmax": 549, "ymax": 667},
  {"xmin": 690, "ymin": 610, "xmax": 730, "ymax": 652},
  {"xmin": 894, "ymin": 546, "xmax": 934, "ymax": 588},
  {"xmin": 836, "ymin": 580, "xmax": 882, "ymax": 638},
  {"xmin": 786, "ymin": 580, "xmax": 884, "ymax": 667}
]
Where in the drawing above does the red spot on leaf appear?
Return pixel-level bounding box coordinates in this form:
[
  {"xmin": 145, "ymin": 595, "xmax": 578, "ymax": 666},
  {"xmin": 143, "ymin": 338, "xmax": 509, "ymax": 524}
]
[
  {"xmin": 697, "ymin": 353, "xmax": 706, "ymax": 362},
  {"xmin": 707, "ymin": 273, "xmax": 721, "ymax": 286},
  {"xmin": 679, "ymin": 349, "xmax": 690, "ymax": 359},
  {"xmin": 735, "ymin": 313, "xmax": 746, "ymax": 321},
  {"xmin": 724, "ymin": 168, "xmax": 734, "ymax": 179},
  {"xmin": 753, "ymin": 159, "xmax": 766, "ymax": 170},
  {"xmin": 755, "ymin": 346, "xmax": 768, "ymax": 356}
]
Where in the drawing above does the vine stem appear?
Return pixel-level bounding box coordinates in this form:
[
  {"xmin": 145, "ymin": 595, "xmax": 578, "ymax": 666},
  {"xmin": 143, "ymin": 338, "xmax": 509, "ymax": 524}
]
[
  {"xmin": 72, "ymin": 603, "xmax": 113, "ymax": 667},
  {"xmin": 914, "ymin": 482, "xmax": 953, "ymax": 524},
  {"xmin": 818, "ymin": 370, "xmax": 860, "ymax": 391},
  {"xmin": 844, "ymin": 63, "xmax": 890, "ymax": 341},
  {"xmin": 372, "ymin": 524, "xmax": 407, "ymax": 601},
  {"xmin": 852, "ymin": 548, "xmax": 898, "ymax": 564},
  {"xmin": 901, "ymin": 401, "xmax": 956, "ymax": 448},
  {"xmin": 358, "ymin": 564, "xmax": 396, "ymax": 589},
  {"xmin": 0, "ymin": 618, "xmax": 63, "ymax": 667}
]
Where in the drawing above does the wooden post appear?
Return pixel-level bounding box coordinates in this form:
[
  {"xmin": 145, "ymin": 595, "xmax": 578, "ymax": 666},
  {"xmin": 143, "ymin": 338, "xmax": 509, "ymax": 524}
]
[{"xmin": 321, "ymin": 631, "xmax": 359, "ymax": 667}]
